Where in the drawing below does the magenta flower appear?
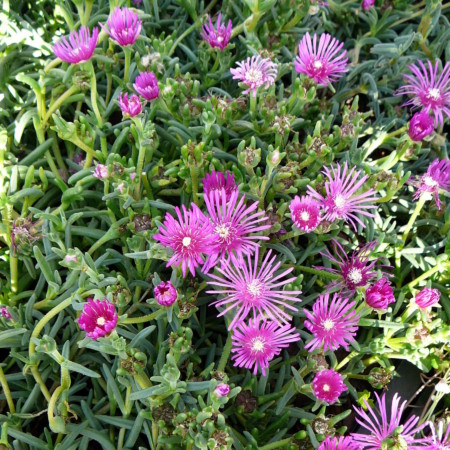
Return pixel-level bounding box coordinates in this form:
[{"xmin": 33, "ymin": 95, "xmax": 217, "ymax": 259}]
[
  {"xmin": 134, "ymin": 72, "xmax": 160, "ymax": 101},
  {"xmin": 102, "ymin": 7, "xmax": 142, "ymax": 47},
  {"xmin": 365, "ymin": 278, "xmax": 395, "ymax": 310},
  {"xmin": 202, "ymin": 170, "xmax": 238, "ymax": 202},
  {"xmin": 295, "ymin": 33, "xmax": 348, "ymax": 85},
  {"xmin": 395, "ymin": 60, "xmax": 450, "ymax": 127},
  {"xmin": 318, "ymin": 436, "xmax": 361, "ymax": 450},
  {"xmin": 230, "ymin": 55, "xmax": 278, "ymax": 97},
  {"xmin": 312, "ymin": 369, "xmax": 347, "ymax": 404},
  {"xmin": 419, "ymin": 421, "xmax": 450, "ymax": 449},
  {"xmin": 352, "ymin": 393, "xmax": 422, "ymax": 449},
  {"xmin": 414, "ymin": 287, "xmax": 440, "ymax": 309},
  {"xmin": 214, "ymin": 383, "xmax": 230, "ymax": 397},
  {"xmin": 132, "ymin": 0, "xmax": 142, "ymax": 5},
  {"xmin": 207, "ymin": 248, "xmax": 302, "ymax": 330},
  {"xmin": 154, "ymin": 281, "xmax": 177, "ymax": 306},
  {"xmin": 304, "ymin": 292, "xmax": 359, "ymax": 352},
  {"xmin": 118, "ymin": 93, "xmax": 143, "ymax": 117},
  {"xmin": 77, "ymin": 298, "xmax": 118, "ymax": 340},
  {"xmin": 307, "ymin": 161, "xmax": 378, "ymax": 230},
  {"xmin": 361, "ymin": 0, "xmax": 375, "ymax": 10},
  {"xmin": 93, "ymin": 164, "xmax": 108, "ymax": 179},
  {"xmin": 0, "ymin": 307, "xmax": 12, "ymax": 320},
  {"xmin": 201, "ymin": 13, "xmax": 232, "ymax": 50},
  {"xmin": 153, "ymin": 204, "xmax": 218, "ymax": 277},
  {"xmin": 408, "ymin": 111, "xmax": 435, "ymax": 141},
  {"xmin": 231, "ymin": 317, "xmax": 301, "ymax": 376},
  {"xmin": 53, "ymin": 26, "xmax": 99, "ymax": 64},
  {"xmin": 289, "ymin": 195, "xmax": 322, "ymax": 232},
  {"xmin": 202, "ymin": 188, "xmax": 270, "ymax": 272}
]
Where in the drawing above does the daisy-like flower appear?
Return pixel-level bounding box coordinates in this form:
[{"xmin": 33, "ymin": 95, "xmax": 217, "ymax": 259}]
[
  {"xmin": 202, "ymin": 170, "xmax": 238, "ymax": 201},
  {"xmin": 318, "ymin": 436, "xmax": 361, "ymax": 450},
  {"xmin": 411, "ymin": 158, "xmax": 450, "ymax": 210},
  {"xmin": 395, "ymin": 60, "xmax": 450, "ymax": 127},
  {"xmin": 201, "ymin": 13, "xmax": 232, "ymax": 50},
  {"xmin": 134, "ymin": 72, "xmax": 160, "ymax": 101},
  {"xmin": 154, "ymin": 281, "xmax": 177, "ymax": 306},
  {"xmin": 352, "ymin": 393, "xmax": 422, "ymax": 449},
  {"xmin": 101, "ymin": 7, "xmax": 142, "ymax": 47},
  {"xmin": 312, "ymin": 369, "xmax": 347, "ymax": 404},
  {"xmin": 295, "ymin": 33, "xmax": 348, "ymax": 85},
  {"xmin": 77, "ymin": 298, "xmax": 118, "ymax": 340},
  {"xmin": 53, "ymin": 26, "xmax": 99, "ymax": 64},
  {"xmin": 153, "ymin": 204, "xmax": 218, "ymax": 277},
  {"xmin": 118, "ymin": 93, "xmax": 142, "ymax": 117},
  {"xmin": 408, "ymin": 111, "xmax": 435, "ymax": 141},
  {"xmin": 419, "ymin": 420, "xmax": 450, "ymax": 449},
  {"xmin": 361, "ymin": 0, "xmax": 375, "ymax": 10},
  {"xmin": 230, "ymin": 55, "xmax": 278, "ymax": 98},
  {"xmin": 414, "ymin": 287, "xmax": 440, "ymax": 309},
  {"xmin": 93, "ymin": 164, "xmax": 108, "ymax": 179},
  {"xmin": 289, "ymin": 195, "xmax": 322, "ymax": 232},
  {"xmin": 231, "ymin": 317, "xmax": 301, "ymax": 376},
  {"xmin": 207, "ymin": 248, "xmax": 302, "ymax": 329},
  {"xmin": 202, "ymin": 188, "xmax": 270, "ymax": 272},
  {"xmin": 365, "ymin": 278, "xmax": 395, "ymax": 310},
  {"xmin": 307, "ymin": 161, "xmax": 378, "ymax": 230},
  {"xmin": 304, "ymin": 292, "xmax": 359, "ymax": 352}
]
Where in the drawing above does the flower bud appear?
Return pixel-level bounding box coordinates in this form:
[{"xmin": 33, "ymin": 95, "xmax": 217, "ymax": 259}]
[
  {"xmin": 365, "ymin": 278, "xmax": 395, "ymax": 310},
  {"xmin": 414, "ymin": 287, "xmax": 440, "ymax": 308},
  {"xmin": 93, "ymin": 164, "xmax": 109, "ymax": 179},
  {"xmin": 408, "ymin": 111, "xmax": 434, "ymax": 142},
  {"xmin": 154, "ymin": 281, "xmax": 177, "ymax": 306},
  {"xmin": 214, "ymin": 383, "xmax": 230, "ymax": 397}
]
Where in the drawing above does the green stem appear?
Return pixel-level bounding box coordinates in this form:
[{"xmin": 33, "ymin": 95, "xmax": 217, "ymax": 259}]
[
  {"xmin": 122, "ymin": 308, "xmax": 165, "ymax": 324},
  {"xmin": 0, "ymin": 365, "xmax": 15, "ymax": 413},
  {"xmin": 259, "ymin": 438, "xmax": 291, "ymax": 450},
  {"xmin": 10, "ymin": 250, "xmax": 18, "ymax": 294},
  {"xmin": 249, "ymin": 94, "xmax": 257, "ymax": 114},
  {"xmin": 217, "ymin": 333, "xmax": 232, "ymax": 372},
  {"xmin": 86, "ymin": 61, "xmax": 104, "ymax": 129},
  {"xmin": 406, "ymin": 261, "xmax": 449, "ymax": 290},
  {"xmin": 400, "ymin": 196, "xmax": 426, "ymax": 248},
  {"xmin": 124, "ymin": 47, "xmax": 132, "ymax": 84},
  {"xmin": 42, "ymin": 86, "xmax": 80, "ymax": 126},
  {"xmin": 189, "ymin": 164, "xmax": 199, "ymax": 205},
  {"xmin": 48, "ymin": 385, "xmax": 65, "ymax": 432}
]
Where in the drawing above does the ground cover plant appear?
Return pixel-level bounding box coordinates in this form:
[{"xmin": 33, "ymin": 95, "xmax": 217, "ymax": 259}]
[{"xmin": 0, "ymin": 0, "xmax": 449, "ymax": 448}]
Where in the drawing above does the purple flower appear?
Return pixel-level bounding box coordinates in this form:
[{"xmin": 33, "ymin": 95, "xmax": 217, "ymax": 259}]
[
  {"xmin": 202, "ymin": 170, "xmax": 238, "ymax": 201},
  {"xmin": 365, "ymin": 278, "xmax": 395, "ymax": 310},
  {"xmin": 419, "ymin": 421, "xmax": 450, "ymax": 449},
  {"xmin": 214, "ymin": 383, "xmax": 230, "ymax": 397},
  {"xmin": 201, "ymin": 13, "xmax": 232, "ymax": 50},
  {"xmin": 93, "ymin": 164, "xmax": 108, "ymax": 179},
  {"xmin": 414, "ymin": 287, "xmax": 440, "ymax": 309},
  {"xmin": 132, "ymin": 0, "xmax": 142, "ymax": 5},
  {"xmin": 361, "ymin": 0, "xmax": 375, "ymax": 10},
  {"xmin": 408, "ymin": 111, "xmax": 435, "ymax": 141},
  {"xmin": 102, "ymin": 7, "xmax": 142, "ymax": 47},
  {"xmin": 295, "ymin": 33, "xmax": 348, "ymax": 85},
  {"xmin": 207, "ymin": 248, "xmax": 302, "ymax": 330},
  {"xmin": 352, "ymin": 393, "xmax": 422, "ymax": 449},
  {"xmin": 202, "ymin": 188, "xmax": 270, "ymax": 272},
  {"xmin": 395, "ymin": 60, "xmax": 450, "ymax": 127},
  {"xmin": 118, "ymin": 93, "xmax": 143, "ymax": 117},
  {"xmin": 289, "ymin": 195, "xmax": 322, "ymax": 232},
  {"xmin": 312, "ymin": 369, "xmax": 347, "ymax": 404},
  {"xmin": 0, "ymin": 307, "xmax": 12, "ymax": 320},
  {"xmin": 134, "ymin": 72, "xmax": 160, "ymax": 101},
  {"xmin": 304, "ymin": 292, "xmax": 359, "ymax": 352},
  {"xmin": 153, "ymin": 204, "xmax": 218, "ymax": 277},
  {"xmin": 53, "ymin": 26, "xmax": 99, "ymax": 64},
  {"xmin": 307, "ymin": 161, "xmax": 378, "ymax": 230},
  {"xmin": 231, "ymin": 317, "xmax": 301, "ymax": 376},
  {"xmin": 230, "ymin": 55, "xmax": 278, "ymax": 98},
  {"xmin": 77, "ymin": 298, "xmax": 118, "ymax": 340},
  {"xmin": 154, "ymin": 281, "xmax": 177, "ymax": 306},
  {"xmin": 318, "ymin": 436, "xmax": 361, "ymax": 450}
]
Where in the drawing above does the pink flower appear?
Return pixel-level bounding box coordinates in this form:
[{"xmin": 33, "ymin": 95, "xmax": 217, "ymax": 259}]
[
  {"xmin": 118, "ymin": 93, "xmax": 142, "ymax": 117},
  {"xmin": 93, "ymin": 164, "xmax": 108, "ymax": 179},
  {"xmin": 352, "ymin": 393, "xmax": 422, "ymax": 449},
  {"xmin": 132, "ymin": 0, "xmax": 142, "ymax": 5},
  {"xmin": 202, "ymin": 188, "xmax": 270, "ymax": 272},
  {"xmin": 408, "ymin": 111, "xmax": 435, "ymax": 141},
  {"xmin": 307, "ymin": 161, "xmax": 378, "ymax": 230},
  {"xmin": 101, "ymin": 7, "xmax": 142, "ymax": 47},
  {"xmin": 154, "ymin": 281, "xmax": 177, "ymax": 306},
  {"xmin": 361, "ymin": 0, "xmax": 375, "ymax": 10},
  {"xmin": 312, "ymin": 369, "xmax": 347, "ymax": 404},
  {"xmin": 201, "ymin": 13, "xmax": 232, "ymax": 50},
  {"xmin": 395, "ymin": 60, "xmax": 450, "ymax": 127},
  {"xmin": 419, "ymin": 421, "xmax": 450, "ymax": 449},
  {"xmin": 53, "ymin": 26, "xmax": 99, "ymax": 64},
  {"xmin": 153, "ymin": 204, "xmax": 218, "ymax": 277},
  {"xmin": 295, "ymin": 33, "xmax": 348, "ymax": 85},
  {"xmin": 414, "ymin": 287, "xmax": 440, "ymax": 309},
  {"xmin": 231, "ymin": 317, "xmax": 301, "ymax": 376},
  {"xmin": 214, "ymin": 383, "xmax": 230, "ymax": 397},
  {"xmin": 77, "ymin": 298, "xmax": 118, "ymax": 340},
  {"xmin": 318, "ymin": 436, "xmax": 361, "ymax": 450},
  {"xmin": 207, "ymin": 248, "xmax": 302, "ymax": 330},
  {"xmin": 365, "ymin": 278, "xmax": 395, "ymax": 310},
  {"xmin": 304, "ymin": 292, "xmax": 359, "ymax": 352},
  {"xmin": 134, "ymin": 72, "xmax": 160, "ymax": 101},
  {"xmin": 230, "ymin": 55, "xmax": 278, "ymax": 98},
  {"xmin": 202, "ymin": 170, "xmax": 238, "ymax": 201},
  {"xmin": 0, "ymin": 307, "xmax": 12, "ymax": 320},
  {"xmin": 64, "ymin": 254, "xmax": 78, "ymax": 263},
  {"xmin": 289, "ymin": 195, "xmax": 322, "ymax": 232}
]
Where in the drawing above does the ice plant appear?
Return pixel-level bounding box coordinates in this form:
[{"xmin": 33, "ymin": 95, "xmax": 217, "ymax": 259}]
[
  {"xmin": 102, "ymin": 7, "xmax": 142, "ymax": 47},
  {"xmin": 408, "ymin": 111, "xmax": 435, "ymax": 141},
  {"xmin": 312, "ymin": 369, "xmax": 347, "ymax": 404},
  {"xmin": 134, "ymin": 72, "xmax": 160, "ymax": 101},
  {"xmin": 352, "ymin": 392, "xmax": 422, "ymax": 449},
  {"xmin": 414, "ymin": 287, "xmax": 441, "ymax": 309},
  {"xmin": 295, "ymin": 32, "xmax": 348, "ymax": 85},
  {"xmin": 53, "ymin": 26, "xmax": 99, "ymax": 64},
  {"xmin": 154, "ymin": 281, "xmax": 177, "ymax": 306},
  {"xmin": 202, "ymin": 188, "xmax": 270, "ymax": 272},
  {"xmin": 77, "ymin": 298, "xmax": 118, "ymax": 340},
  {"xmin": 318, "ymin": 436, "xmax": 361, "ymax": 450},
  {"xmin": 419, "ymin": 421, "xmax": 450, "ymax": 449},
  {"xmin": 307, "ymin": 161, "xmax": 378, "ymax": 230},
  {"xmin": 395, "ymin": 60, "xmax": 450, "ymax": 127},
  {"xmin": 118, "ymin": 93, "xmax": 143, "ymax": 117},
  {"xmin": 153, "ymin": 204, "xmax": 218, "ymax": 277},
  {"xmin": 93, "ymin": 164, "xmax": 108, "ymax": 179},
  {"xmin": 214, "ymin": 384, "xmax": 230, "ymax": 397},
  {"xmin": 289, "ymin": 195, "xmax": 322, "ymax": 232},
  {"xmin": 0, "ymin": 307, "xmax": 12, "ymax": 320},
  {"xmin": 206, "ymin": 248, "xmax": 302, "ymax": 329},
  {"xmin": 231, "ymin": 317, "xmax": 301, "ymax": 376},
  {"xmin": 230, "ymin": 55, "xmax": 278, "ymax": 97},
  {"xmin": 201, "ymin": 13, "xmax": 232, "ymax": 50},
  {"xmin": 202, "ymin": 170, "xmax": 238, "ymax": 201},
  {"xmin": 304, "ymin": 292, "xmax": 359, "ymax": 352},
  {"xmin": 365, "ymin": 278, "xmax": 395, "ymax": 310},
  {"xmin": 361, "ymin": 0, "xmax": 375, "ymax": 10}
]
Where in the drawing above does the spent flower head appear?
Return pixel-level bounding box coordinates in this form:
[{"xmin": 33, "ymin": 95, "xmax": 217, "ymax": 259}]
[
  {"xmin": 93, "ymin": 164, "xmax": 108, "ymax": 179},
  {"xmin": 312, "ymin": 369, "xmax": 348, "ymax": 404},
  {"xmin": 0, "ymin": 307, "xmax": 12, "ymax": 320},
  {"xmin": 77, "ymin": 298, "xmax": 118, "ymax": 340},
  {"xmin": 201, "ymin": 13, "xmax": 232, "ymax": 50},
  {"xmin": 53, "ymin": 26, "xmax": 99, "ymax": 64},
  {"xmin": 102, "ymin": 7, "xmax": 142, "ymax": 47}
]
